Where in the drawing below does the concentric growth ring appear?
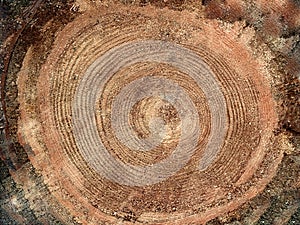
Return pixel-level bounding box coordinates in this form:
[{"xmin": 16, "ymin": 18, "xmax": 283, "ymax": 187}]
[
  {"xmin": 72, "ymin": 40, "xmax": 227, "ymax": 186},
  {"xmin": 17, "ymin": 9, "xmax": 281, "ymax": 224}
]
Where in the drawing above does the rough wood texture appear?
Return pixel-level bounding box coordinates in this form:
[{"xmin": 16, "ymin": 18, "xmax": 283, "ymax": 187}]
[{"xmin": 1, "ymin": 0, "xmax": 299, "ymax": 224}]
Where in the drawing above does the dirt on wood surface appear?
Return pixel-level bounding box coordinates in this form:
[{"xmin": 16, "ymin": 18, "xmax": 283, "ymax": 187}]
[{"xmin": 0, "ymin": 0, "xmax": 299, "ymax": 224}]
